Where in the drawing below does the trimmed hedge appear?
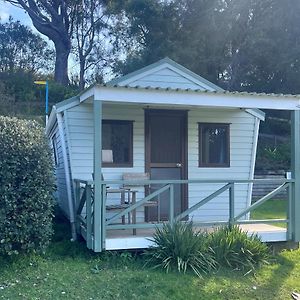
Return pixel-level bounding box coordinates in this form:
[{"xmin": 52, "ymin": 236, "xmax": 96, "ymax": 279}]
[{"xmin": 0, "ymin": 116, "xmax": 54, "ymax": 255}]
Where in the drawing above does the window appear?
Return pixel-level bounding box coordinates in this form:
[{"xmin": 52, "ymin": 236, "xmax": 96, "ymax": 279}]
[
  {"xmin": 198, "ymin": 123, "xmax": 230, "ymax": 167},
  {"xmin": 51, "ymin": 134, "xmax": 59, "ymax": 167},
  {"xmin": 102, "ymin": 120, "xmax": 133, "ymax": 167}
]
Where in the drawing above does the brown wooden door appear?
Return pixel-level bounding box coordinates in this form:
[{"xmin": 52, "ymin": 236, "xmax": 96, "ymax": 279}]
[{"xmin": 145, "ymin": 109, "xmax": 188, "ymax": 221}]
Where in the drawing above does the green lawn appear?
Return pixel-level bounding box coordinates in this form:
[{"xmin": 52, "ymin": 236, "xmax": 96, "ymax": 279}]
[
  {"xmin": 251, "ymin": 199, "xmax": 287, "ymax": 227},
  {"xmin": 1, "ymin": 210, "xmax": 300, "ymax": 300}
]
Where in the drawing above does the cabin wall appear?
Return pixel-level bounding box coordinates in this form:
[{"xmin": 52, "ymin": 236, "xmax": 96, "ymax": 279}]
[
  {"xmin": 187, "ymin": 109, "xmax": 256, "ymax": 221},
  {"xmin": 49, "ymin": 120, "xmax": 70, "ymax": 217},
  {"xmin": 66, "ymin": 103, "xmax": 145, "ymax": 221},
  {"xmin": 65, "ymin": 103, "xmax": 258, "ymax": 222}
]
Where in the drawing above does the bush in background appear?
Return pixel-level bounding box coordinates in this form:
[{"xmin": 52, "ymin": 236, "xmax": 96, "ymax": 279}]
[
  {"xmin": 0, "ymin": 116, "xmax": 54, "ymax": 255},
  {"xmin": 145, "ymin": 221, "xmax": 216, "ymax": 277}
]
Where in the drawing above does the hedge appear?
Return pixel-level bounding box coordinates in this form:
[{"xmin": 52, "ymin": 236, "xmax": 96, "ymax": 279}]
[{"xmin": 0, "ymin": 116, "xmax": 54, "ymax": 255}]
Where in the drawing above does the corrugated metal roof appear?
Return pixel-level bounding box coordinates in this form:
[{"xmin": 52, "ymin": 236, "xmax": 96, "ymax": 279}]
[{"xmin": 100, "ymin": 83, "xmax": 300, "ymax": 99}]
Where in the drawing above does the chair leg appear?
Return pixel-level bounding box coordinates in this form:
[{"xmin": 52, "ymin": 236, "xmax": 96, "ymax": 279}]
[
  {"xmin": 121, "ymin": 191, "xmax": 125, "ymax": 225},
  {"xmin": 127, "ymin": 191, "xmax": 131, "ymax": 224}
]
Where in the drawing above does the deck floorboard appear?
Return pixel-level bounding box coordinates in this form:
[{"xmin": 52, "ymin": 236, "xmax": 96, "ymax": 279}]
[{"xmin": 105, "ymin": 223, "xmax": 287, "ymax": 250}]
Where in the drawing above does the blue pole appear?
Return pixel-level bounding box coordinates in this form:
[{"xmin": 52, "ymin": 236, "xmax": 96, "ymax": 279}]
[{"xmin": 45, "ymin": 81, "xmax": 49, "ymax": 125}]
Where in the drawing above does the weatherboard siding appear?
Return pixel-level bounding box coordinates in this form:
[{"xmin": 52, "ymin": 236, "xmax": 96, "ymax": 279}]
[
  {"xmin": 187, "ymin": 109, "xmax": 255, "ymax": 221},
  {"xmin": 66, "ymin": 103, "xmax": 146, "ymax": 222},
  {"xmin": 125, "ymin": 67, "xmax": 206, "ymax": 90},
  {"xmin": 50, "ymin": 121, "xmax": 70, "ymax": 217},
  {"xmin": 65, "ymin": 103, "xmax": 256, "ymax": 222}
]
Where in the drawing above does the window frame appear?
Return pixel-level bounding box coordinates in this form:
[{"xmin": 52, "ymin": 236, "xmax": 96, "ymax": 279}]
[
  {"xmin": 102, "ymin": 119, "xmax": 134, "ymax": 168},
  {"xmin": 51, "ymin": 134, "xmax": 59, "ymax": 167},
  {"xmin": 198, "ymin": 122, "xmax": 230, "ymax": 168}
]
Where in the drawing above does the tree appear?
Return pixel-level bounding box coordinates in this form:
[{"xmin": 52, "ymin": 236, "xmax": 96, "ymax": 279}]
[
  {"xmin": 113, "ymin": 0, "xmax": 229, "ymax": 86},
  {"xmin": 223, "ymin": 0, "xmax": 300, "ymax": 94},
  {"xmin": 72, "ymin": 0, "xmax": 113, "ymax": 90},
  {"xmin": 4, "ymin": 0, "xmax": 115, "ymax": 87},
  {"xmin": 114, "ymin": 0, "xmax": 300, "ymax": 95},
  {"xmin": 0, "ymin": 17, "xmax": 54, "ymax": 73},
  {"xmin": 4, "ymin": 0, "xmax": 74, "ymax": 85}
]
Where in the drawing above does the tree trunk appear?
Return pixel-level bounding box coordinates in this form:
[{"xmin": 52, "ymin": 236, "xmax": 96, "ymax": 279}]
[
  {"xmin": 79, "ymin": 58, "xmax": 85, "ymax": 91},
  {"xmin": 54, "ymin": 40, "xmax": 71, "ymax": 86}
]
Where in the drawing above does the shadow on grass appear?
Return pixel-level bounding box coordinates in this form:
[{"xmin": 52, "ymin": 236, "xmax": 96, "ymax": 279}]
[
  {"xmin": 255, "ymin": 253, "xmax": 295, "ymax": 298},
  {"xmin": 48, "ymin": 208, "xmax": 145, "ymax": 270}
]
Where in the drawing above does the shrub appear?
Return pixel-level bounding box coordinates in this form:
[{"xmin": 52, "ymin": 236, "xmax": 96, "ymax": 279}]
[
  {"xmin": 208, "ymin": 225, "xmax": 270, "ymax": 273},
  {"xmin": 145, "ymin": 221, "xmax": 216, "ymax": 277},
  {"xmin": 0, "ymin": 116, "xmax": 54, "ymax": 255}
]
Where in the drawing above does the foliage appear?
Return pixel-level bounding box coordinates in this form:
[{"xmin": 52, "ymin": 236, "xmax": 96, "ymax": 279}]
[
  {"xmin": 256, "ymin": 142, "xmax": 290, "ymax": 172},
  {"xmin": 208, "ymin": 225, "xmax": 270, "ymax": 273},
  {"xmin": 112, "ymin": 0, "xmax": 300, "ymax": 96},
  {"xmin": 3, "ymin": 0, "xmax": 73, "ymax": 84},
  {"xmin": 145, "ymin": 221, "xmax": 216, "ymax": 277},
  {"xmin": 225, "ymin": 0, "xmax": 300, "ymax": 94},
  {"xmin": 0, "ymin": 18, "xmax": 54, "ymax": 74},
  {"xmin": 71, "ymin": 0, "xmax": 117, "ymax": 90},
  {"xmin": 112, "ymin": 0, "xmax": 228, "ymax": 86},
  {"xmin": 0, "ymin": 116, "xmax": 54, "ymax": 255},
  {"xmin": 0, "ymin": 72, "xmax": 78, "ymax": 119},
  {"xmin": 3, "ymin": 0, "xmax": 118, "ymax": 86}
]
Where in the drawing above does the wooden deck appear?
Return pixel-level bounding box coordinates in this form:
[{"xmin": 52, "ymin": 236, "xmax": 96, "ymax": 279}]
[{"xmin": 105, "ymin": 224, "xmax": 287, "ymax": 250}]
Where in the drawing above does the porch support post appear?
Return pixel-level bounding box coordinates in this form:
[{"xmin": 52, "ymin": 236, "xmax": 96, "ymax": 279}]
[
  {"xmin": 291, "ymin": 110, "xmax": 300, "ymax": 242},
  {"xmin": 229, "ymin": 183, "xmax": 235, "ymax": 228},
  {"xmin": 93, "ymin": 100, "xmax": 103, "ymax": 252}
]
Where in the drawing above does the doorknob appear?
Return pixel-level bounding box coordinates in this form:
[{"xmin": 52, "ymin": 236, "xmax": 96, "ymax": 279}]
[{"xmin": 176, "ymin": 163, "xmax": 182, "ymax": 167}]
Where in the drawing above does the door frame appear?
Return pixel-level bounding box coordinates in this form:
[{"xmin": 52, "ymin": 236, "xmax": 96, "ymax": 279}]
[{"xmin": 144, "ymin": 109, "xmax": 188, "ymax": 219}]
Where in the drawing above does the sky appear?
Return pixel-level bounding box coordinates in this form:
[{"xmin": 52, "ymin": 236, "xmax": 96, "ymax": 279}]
[{"xmin": 0, "ymin": 1, "xmax": 34, "ymax": 28}]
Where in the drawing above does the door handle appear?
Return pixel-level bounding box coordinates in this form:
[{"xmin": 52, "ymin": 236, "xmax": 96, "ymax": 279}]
[{"xmin": 176, "ymin": 163, "xmax": 182, "ymax": 167}]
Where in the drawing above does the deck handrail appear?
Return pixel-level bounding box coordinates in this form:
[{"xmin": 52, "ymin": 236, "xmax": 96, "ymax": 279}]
[
  {"xmin": 105, "ymin": 184, "xmax": 171, "ymax": 225},
  {"xmin": 74, "ymin": 178, "xmax": 295, "ymax": 185},
  {"xmin": 74, "ymin": 177, "xmax": 293, "ymax": 251},
  {"xmin": 103, "ymin": 179, "xmax": 294, "ymax": 184}
]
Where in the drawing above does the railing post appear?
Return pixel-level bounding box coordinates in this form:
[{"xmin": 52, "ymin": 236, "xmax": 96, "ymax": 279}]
[
  {"xmin": 86, "ymin": 184, "xmax": 92, "ymax": 249},
  {"xmin": 291, "ymin": 110, "xmax": 300, "ymax": 242},
  {"xmin": 101, "ymin": 184, "xmax": 106, "ymax": 250},
  {"xmin": 287, "ymin": 182, "xmax": 293, "ymax": 240},
  {"xmin": 74, "ymin": 180, "xmax": 80, "ymax": 234},
  {"xmin": 93, "ymin": 99, "xmax": 102, "ymax": 252},
  {"xmin": 229, "ymin": 182, "xmax": 235, "ymax": 228},
  {"xmin": 169, "ymin": 184, "xmax": 174, "ymax": 226}
]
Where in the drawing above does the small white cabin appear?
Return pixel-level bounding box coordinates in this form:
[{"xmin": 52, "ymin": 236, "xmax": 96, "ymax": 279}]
[{"xmin": 46, "ymin": 58, "xmax": 300, "ymax": 252}]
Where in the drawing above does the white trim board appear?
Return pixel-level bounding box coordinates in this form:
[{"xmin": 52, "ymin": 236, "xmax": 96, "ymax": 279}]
[{"xmin": 91, "ymin": 86, "xmax": 300, "ymax": 110}]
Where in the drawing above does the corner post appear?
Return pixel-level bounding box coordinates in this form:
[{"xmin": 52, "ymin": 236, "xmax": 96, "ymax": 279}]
[
  {"xmin": 291, "ymin": 110, "xmax": 300, "ymax": 242},
  {"xmin": 93, "ymin": 100, "xmax": 103, "ymax": 252},
  {"xmin": 169, "ymin": 184, "xmax": 174, "ymax": 226}
]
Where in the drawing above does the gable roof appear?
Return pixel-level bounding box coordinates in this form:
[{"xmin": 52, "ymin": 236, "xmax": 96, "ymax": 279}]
[{"xmin": 108, "ymin": 57, "xmax": 224, "ymax": 91}]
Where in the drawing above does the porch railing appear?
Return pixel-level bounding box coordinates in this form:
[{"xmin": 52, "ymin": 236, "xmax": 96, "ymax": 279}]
[{"xmin": 74, "ymin": 178, "xmax": 294, "ymax": 252}]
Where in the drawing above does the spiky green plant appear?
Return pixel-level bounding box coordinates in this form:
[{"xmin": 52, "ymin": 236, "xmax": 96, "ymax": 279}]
[
  {"xmin": 145, "ymin": 221, "xmax": 216, "ymax": 277},
  {"xmin": 208, "ymin": 225, "xmax": 270, "ymax": 273}
]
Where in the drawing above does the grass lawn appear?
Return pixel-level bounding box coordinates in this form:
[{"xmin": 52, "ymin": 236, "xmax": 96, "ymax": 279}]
[
  {"xmin": 251, "ymin": 199, "xmax": 287, "ymax": 228},
  {"xmin": 1, "ymin": 208, "xmax": 300, "ymax": 300}
]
